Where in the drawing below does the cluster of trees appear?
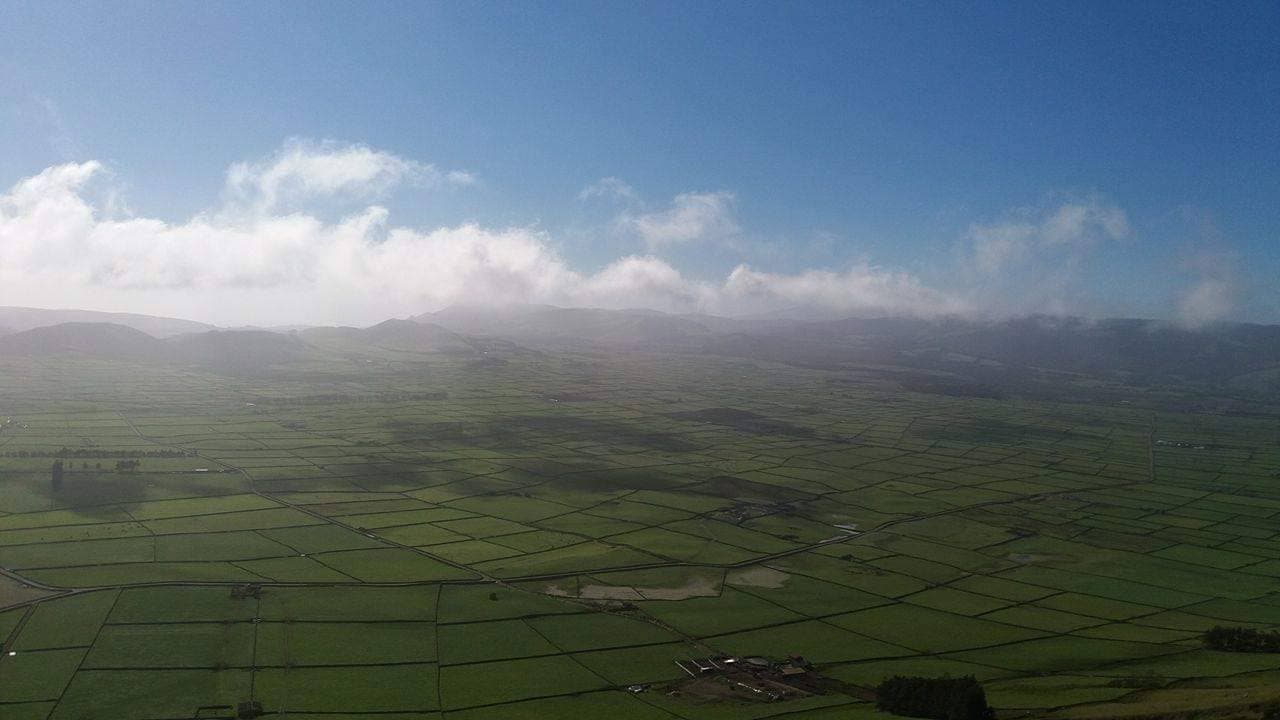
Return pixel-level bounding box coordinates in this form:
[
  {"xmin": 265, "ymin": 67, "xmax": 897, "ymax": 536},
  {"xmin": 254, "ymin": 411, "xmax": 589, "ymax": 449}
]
[
  {"xmin": 875, "ymin": 675, "xmax": 994, "ymax": 720},
  {"xmin": 1203, "ymin": 626, "xmax": 1280, "ymax": 653},
  {"xmin": 6, "ymin": 448, "xmax": 192, "ymax": 458},
  {"xmin": 50, "ymin": 458, "xmax": 139, "ymax": 490}
]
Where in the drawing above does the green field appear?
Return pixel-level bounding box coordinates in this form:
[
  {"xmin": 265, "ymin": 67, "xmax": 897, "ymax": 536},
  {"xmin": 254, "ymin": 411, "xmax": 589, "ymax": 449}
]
[{"xmin": 1, "ymin": 345, "xmax": 1279, "ymax": 720}]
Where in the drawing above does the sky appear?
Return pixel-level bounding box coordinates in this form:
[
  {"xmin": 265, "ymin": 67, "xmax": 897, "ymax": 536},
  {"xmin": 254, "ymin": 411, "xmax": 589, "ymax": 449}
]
[{"xmin": 0, "ymin": 1, "xmax": 1277, "ymax": 327}]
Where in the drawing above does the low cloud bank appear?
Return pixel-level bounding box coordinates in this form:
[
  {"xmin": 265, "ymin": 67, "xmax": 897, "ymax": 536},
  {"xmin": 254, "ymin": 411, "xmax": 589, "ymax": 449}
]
[
  {"xmin": 0, "ymin": 142, "xmax": 966, "ymax": 325},
  {"xmin": 961, "ymin": 198, "xmax": 1133, "ymax": 316},
  {"xmin": 0, "ymin": 141, "xmax": 1242, "ymax": 327}
]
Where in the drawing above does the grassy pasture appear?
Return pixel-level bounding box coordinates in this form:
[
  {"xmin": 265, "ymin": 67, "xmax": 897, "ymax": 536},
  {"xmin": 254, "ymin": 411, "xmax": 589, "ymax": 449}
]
[
  {"xmin": 1, "ymin": 349, "xmax": 1279, "ymax": 718},
  {"xmin": 258, "ymin": 586, "xmax": 437, "ymax": 622},
  {"xmin": 109, "ymin": 586, "xmax": 257, "ymax": 623},
  {"xmin": 437, "ymin": 619, "xmax": 559, "ymax": 664},
  {"xmin": 710, "ymin": 619, "xmax": 912, "ymax": 664},
  {"xmin": 254, "ymin": 621, "xmax": 436, "ymax": 666},
  {"xmin": 311, "ymin": 548, "xmax": 476, "ymax": 582},
  {"xmin": 831, "ymin": 604, "xmax": 1046, "ymax": 654},
  {"xmin": 13, "ymin": 591, "xmax": 116, "ymax": 650},
  {"xmin": 0, "ymin": 648, "xmax": 86, "ymax": 702},
  {"xmin": 525, "ymin": 611, "xmax": 680, "ymax": 652},
  {"xmin": 254, "ymin": 664, "xmax": 439, "ymax": 712},
  {"xmin": 442, "ymin": 691, "xmax": 673, "ymax": 720},
  {"xmin": 83, "ymin": 623, "xmax": 254, "ymax": 669},
  {"xmin": 438, "ymin": 655, "xmax": 607, "ymax": 710},
  {"xmin": 437, "ymin": 585, "xmax": 581, "ymax": 623}
]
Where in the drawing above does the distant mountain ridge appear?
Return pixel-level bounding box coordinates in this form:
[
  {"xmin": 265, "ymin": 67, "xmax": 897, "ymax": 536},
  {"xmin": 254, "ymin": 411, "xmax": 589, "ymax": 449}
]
[
  {"xmin": 0, "ymin": 323, "xmax": 308, "ymax": 373},
  {"xmin": 750, "ymin": 313, "xmax": 1280, "ymax": 381},
  {"xmin": 413, "ymin": 304, "xmax": 718, "ymax": 346},
  {"xmin": 0, "ymin": 322, "xmax": 165, "ymax": 361},
  {"xmin": 302, "ymin": 318, "xmax": 475, "ymax": 354},
  {"xmin": 3, "ymin": 305, "xmax": 1280, "ymax": 403},
  {"xmin": 0, "ymin": 306, "xmax": 214, "ymax": 338}
]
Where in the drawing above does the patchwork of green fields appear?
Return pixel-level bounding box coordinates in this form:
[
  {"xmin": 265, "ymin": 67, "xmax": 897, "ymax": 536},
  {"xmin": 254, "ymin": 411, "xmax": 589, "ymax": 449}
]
[{"xmin": 1, "ymin": 352, "xmax": 1279, "ymax": 718}]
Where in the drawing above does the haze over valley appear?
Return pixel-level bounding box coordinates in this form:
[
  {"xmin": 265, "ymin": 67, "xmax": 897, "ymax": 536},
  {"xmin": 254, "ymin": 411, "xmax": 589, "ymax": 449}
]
[{"xmin": 2, "ymin": 3, "xmax": 1279, "ymax": 719}]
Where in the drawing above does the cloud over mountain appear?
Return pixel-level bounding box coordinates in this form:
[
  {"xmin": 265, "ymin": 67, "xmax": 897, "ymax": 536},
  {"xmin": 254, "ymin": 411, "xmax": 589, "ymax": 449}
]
[
  {"xmin": 961, "ymin": 198, "xmax": 1132, "ymax": 316},
  {"xmin": 966, "ymin": 198, "xmax": 1130, "ymax": 276}
]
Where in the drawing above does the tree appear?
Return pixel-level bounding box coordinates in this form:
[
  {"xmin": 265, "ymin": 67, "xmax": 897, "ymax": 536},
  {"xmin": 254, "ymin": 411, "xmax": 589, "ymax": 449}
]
[
  {"xmin": 51, "ymin": 460, "xmax": 64, "ymax": 492},
  {"xmin": 876, "ymin": 675, "xmax": 994, "ymax": 720},
  {"xmin": 1203, "ymin": 625, "xmax": 1280, "ymax": 653}
]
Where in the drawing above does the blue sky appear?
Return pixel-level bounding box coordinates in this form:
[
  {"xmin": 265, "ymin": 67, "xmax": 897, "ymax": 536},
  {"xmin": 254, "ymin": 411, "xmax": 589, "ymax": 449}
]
[{"xmin": 0, "ymin": 1, "xmax": 1276, "ymax": 326}]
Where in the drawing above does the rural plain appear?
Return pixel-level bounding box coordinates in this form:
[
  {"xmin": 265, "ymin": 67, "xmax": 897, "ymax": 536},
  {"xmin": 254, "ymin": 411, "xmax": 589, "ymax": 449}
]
[{"xmin": 1, "ymin": 312, "xmax": 1279, "ymax": 719}]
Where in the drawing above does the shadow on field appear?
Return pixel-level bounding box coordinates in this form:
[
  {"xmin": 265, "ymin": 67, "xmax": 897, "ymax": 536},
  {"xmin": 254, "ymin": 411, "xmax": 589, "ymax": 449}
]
[
  {"xmin": 691, "ymin": 475, "xmax": 817, "ymax": 503},
  {"xmin": 668, "ymin": 408, "xmax": 816, "ymax": 438},
  {"xmin": 42, "ymin": 471, "xmax": 253, "ymax": 515},
  {"xmin": 551, "ymin": 466, "xmax": 688, "ymax": 492},
  {"xmin": 385, "ymin": 415, "xmax": 698, "ymax": 453}
]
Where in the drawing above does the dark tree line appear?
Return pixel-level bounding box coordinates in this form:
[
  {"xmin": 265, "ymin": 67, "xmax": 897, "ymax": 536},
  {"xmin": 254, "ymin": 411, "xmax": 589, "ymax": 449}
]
[
  {"xmin": 875, "ymin": 675, "xmax": 994, "ymax": 720},
  {"xmin": 50, "ymin": 458, "xmax": 139, "ymax": 491},
  {"xmin": 5, "ymin": 448, "xmax": 192, "ymax": 459},
  {"xmin": 1203, "ymin": 626, "xmax": 1280, "ymax": 653}
]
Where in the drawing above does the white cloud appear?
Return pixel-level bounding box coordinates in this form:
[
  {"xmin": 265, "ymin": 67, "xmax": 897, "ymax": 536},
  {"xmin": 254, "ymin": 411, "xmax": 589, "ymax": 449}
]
[
  {"xmin": 578, "ymin": 255, "xmax": 711, "ymax": 311},
  {"xmin": 968, "ymin": 222, "xmax": 1035, "ymax": 275},
  {"xmin": 223, "ymin": 138, "xmax": 474, "ymax": 214},
  {"xmin": 0, "ymin": 161, "xmax": 103, "ymax": 273},
  {"xmin": 967, "ymin": 199, "xmax": 1129, "ymax": 276},
  {"xmin": 1040, "ymin": 202, "xmax": 1130, "ymax": 247},
  {"xmin": 32, "ymin": 95, "xmax": 82, "ymax": 161},
  {"xmin": 721, "ymin": 265, "xmax": 967, "ymax": 318},
  {"xmin": 621, "ymin": 191, "xmax": 738, "ymax": 248},
  {"xmin": 960, "ymin": 198, "xmax": 1132, "ymax": 316},
  {"xmin": 0, "ymin": 148, "xmax": 965, "ymax": 326},
  {"xmin": 578, "ymin": 177, "xmax": 638, "ymax": 203},
  {"xmin": 445, "ymin": 170, "xmax": 479, "ymax": 187},
  {"xmin": 1176, "ymin": 277, "xmax": 1233, "ymax": 328},
  {"xmin": 1173, "ymin": 227, "xmax": 1238, "ymax": 328}
]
